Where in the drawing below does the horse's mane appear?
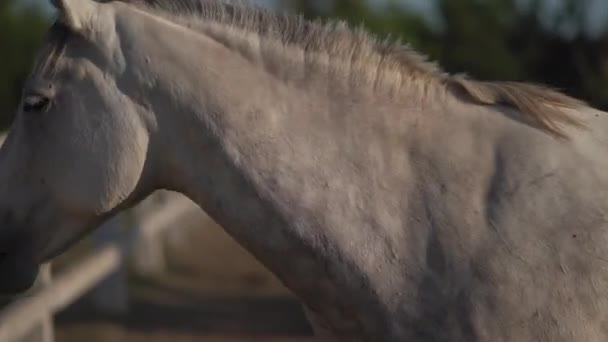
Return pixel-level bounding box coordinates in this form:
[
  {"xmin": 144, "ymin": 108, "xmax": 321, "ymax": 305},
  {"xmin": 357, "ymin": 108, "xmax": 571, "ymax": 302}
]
[{"xmin": 53, "ymin": 0, "xmax": 587, "ymax": 137}]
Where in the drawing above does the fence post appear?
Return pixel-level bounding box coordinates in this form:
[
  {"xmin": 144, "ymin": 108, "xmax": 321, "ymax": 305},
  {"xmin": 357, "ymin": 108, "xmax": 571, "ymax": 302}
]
[
  {"xmin": 131, "ymin": 193, "xmax": 169, "ymax": 277},
  {"xmin": 87, "ymin": 214, "xmax": 129, "ymax": 316},
  {"xmin": 19, "ymin": 264, "xmax": 53, "ymax": 342}
]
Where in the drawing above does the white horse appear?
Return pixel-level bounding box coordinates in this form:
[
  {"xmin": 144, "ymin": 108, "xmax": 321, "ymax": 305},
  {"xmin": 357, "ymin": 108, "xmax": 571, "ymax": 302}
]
[{"xmin": 1, "ymin": 0, "xmax": 608, "ymax": 340}]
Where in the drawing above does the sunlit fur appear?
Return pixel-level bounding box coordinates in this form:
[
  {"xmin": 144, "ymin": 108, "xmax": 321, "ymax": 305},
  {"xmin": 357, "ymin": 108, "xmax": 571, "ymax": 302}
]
[{"xmin": 42, "ymin": 0, "xmax": 584, "ymax": 137}]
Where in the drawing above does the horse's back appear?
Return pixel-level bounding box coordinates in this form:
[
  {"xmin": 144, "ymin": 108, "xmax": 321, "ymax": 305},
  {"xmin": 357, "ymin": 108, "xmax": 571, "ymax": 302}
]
[{"xmin": 461, "ymin": 105, "xmax": 608, "ymax": 341}]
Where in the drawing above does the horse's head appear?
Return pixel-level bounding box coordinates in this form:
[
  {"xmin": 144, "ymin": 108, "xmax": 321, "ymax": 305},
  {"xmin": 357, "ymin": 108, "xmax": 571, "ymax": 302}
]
[{"xmin": 0, "ymin": 0, "xmax": 154, "ymax": 293}]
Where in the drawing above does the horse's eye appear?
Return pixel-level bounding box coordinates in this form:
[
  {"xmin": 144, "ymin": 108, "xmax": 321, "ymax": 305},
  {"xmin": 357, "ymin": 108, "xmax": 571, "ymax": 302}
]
[{"xmin": 23, "ymin": 95, "xmax": 51, "ymax": 113}]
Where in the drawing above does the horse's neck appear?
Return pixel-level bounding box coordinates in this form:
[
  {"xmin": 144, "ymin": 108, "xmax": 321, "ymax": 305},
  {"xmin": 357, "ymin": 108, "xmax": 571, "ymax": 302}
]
[{"xmin": 124, "ymin": 10, "xmax": 425, "ymax": 334}]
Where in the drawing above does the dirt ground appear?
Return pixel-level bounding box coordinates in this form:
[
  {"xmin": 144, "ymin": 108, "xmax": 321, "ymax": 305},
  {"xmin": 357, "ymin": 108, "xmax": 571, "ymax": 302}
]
[{"xmin": 53, "ymin": 209, "xmax": 317, "ymax": 342}]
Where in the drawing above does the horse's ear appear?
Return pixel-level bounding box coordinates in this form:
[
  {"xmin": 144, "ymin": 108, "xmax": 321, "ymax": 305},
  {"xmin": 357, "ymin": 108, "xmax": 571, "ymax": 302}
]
[{"xmin": 50, "ymin": 0, "xmax": 99, "ymax": 32}]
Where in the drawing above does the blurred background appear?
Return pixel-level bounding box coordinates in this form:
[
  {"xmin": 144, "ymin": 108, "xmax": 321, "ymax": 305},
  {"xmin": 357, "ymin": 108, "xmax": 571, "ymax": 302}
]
[{"xmin": 0, "ymin": 0, "xmax": 607, "ymax": 341}]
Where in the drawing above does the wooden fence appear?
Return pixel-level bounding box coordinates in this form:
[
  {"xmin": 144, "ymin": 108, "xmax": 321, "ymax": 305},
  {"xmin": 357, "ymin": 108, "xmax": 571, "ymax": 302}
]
[
  {"xmin": 0, "ymin": 131, "xmax": 199, "ymax": 342},
  {"xmin": 0, "ymin": 192, "xmax": 197, "ymax": 342}
]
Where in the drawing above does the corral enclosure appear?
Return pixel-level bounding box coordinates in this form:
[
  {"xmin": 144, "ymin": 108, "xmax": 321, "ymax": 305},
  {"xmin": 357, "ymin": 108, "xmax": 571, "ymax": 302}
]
[{"xmin": 46, "ymin": 199, "xmax": 316, "ymax": 342}]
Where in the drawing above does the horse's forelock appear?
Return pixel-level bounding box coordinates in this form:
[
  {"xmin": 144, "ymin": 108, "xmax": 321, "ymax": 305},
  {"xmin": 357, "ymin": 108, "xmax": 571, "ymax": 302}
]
[{"xmin": 31, "ymin": 22, "xmax": 73, "ymax": 78}]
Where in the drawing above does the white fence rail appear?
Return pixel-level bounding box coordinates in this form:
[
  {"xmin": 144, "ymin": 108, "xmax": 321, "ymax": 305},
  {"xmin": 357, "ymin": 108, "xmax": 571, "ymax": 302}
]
[
  {"xmin": 0, "ymin": 131, "xmax": 199, "ymax": 342},
  {"xmin": 0, "ymin": 192, "xmax": 197, "ymax": 342}
]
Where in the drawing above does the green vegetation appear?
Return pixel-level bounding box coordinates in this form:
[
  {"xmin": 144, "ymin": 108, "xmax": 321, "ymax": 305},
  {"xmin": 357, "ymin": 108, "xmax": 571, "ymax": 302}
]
[{"xmin": 0, "ymin": 0, "xmax": 49, "ymax": 130}]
